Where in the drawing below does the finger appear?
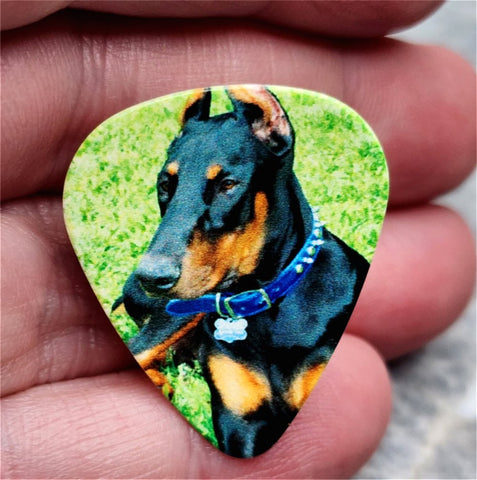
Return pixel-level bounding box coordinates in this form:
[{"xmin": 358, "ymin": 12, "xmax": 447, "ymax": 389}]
[
  {"xmin": 1, "ymin": 0, "xmax": 442, "ymax": 37},
  {"xmin": 1, "ymin": 14, "xmax": 475, "ymax": 204},
  {"xmin": 1, "ymin": 196, "xmax": 133, "ymax": 397},
  {"xmin": 348, "ymin": 204, "xmax": 476, "ymax": 359},
  {"xmin": 2, "ymin": 197, "xmax": 473, "ymax": 396},
  {"xmin": 0, "ymin": 0, "xmax": 68, "ymax": 30},
  {"xmin": 341, "ymin": 41, "xmax": 476, "ymax": 205},
  {"xmin": 73, "ymin": 0, "xmax": 442, "ymax": 38},
  {"xmin": 1, "ymin": 334, "xmax": 391, "ymax": 479}
]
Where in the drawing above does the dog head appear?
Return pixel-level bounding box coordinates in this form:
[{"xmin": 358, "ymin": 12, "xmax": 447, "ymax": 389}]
[{"xmin": 134, "ymin": 86, "xmax": 294, "ymax": 299}]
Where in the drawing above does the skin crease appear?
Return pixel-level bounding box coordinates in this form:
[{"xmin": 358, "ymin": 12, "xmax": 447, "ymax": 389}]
[
  {"xmin": 1, "ymin": 0, "xmax": 443, "ymax": 36},
  {"xmin": 1, "ymin": 2, "xmax": 475, "ymax": 478},
  {"xmin": 1, "ymin": 20, "xmax": 475, "ymax": 203}
]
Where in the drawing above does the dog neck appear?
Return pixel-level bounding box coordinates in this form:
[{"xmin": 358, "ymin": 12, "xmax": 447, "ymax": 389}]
[
  {"xmin": 251, "ymin": 172, "xmax": 313, "ymax": 288},
  {"xmin": 165, "ymin": 194, "xmax": 324, "ymax": 320},
  {"xmin": 165, "ymin": 167, "xmax": 325, "ymax": 321}
]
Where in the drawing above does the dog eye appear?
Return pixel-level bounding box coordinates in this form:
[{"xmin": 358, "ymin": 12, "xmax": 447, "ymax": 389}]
[
  {"xmin": 219, "ymin": 179, "xmax": 239, "ymax": 193},
  {"xmin": 158, "ymin": 180, "xmax": 169, "ymax": 193}
]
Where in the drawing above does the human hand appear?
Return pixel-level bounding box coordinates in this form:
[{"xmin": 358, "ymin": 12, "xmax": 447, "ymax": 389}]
[{"xmin": 2, "ymin": 1, "xmax": 475, "ymax": 478}]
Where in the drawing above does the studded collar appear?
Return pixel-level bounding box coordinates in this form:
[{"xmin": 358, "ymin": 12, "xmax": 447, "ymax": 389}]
[{"xmin": 166, "ymin": 207, "xmax": 325, "ymax": 320}]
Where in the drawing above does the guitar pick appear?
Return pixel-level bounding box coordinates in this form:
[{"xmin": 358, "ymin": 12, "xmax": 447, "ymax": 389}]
[{"xmin": 64, "ymin": 85, "xmax": 388, "ymax": 458}]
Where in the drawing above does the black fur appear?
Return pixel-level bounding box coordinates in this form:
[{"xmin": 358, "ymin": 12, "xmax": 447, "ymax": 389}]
[{"xmin": 117, "ymin": 88, "xmax": 369, "ymax": 457}]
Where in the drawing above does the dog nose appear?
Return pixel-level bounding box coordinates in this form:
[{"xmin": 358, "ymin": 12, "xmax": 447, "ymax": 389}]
[{"xmin": 135, "ymin": 256, "xmax": 180, "ymax": 296}]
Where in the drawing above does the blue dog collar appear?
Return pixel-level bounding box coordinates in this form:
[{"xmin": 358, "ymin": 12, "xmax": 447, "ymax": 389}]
[{"xmin": 166, "ymin": 207, "xmax": 325, "ymax": 319}]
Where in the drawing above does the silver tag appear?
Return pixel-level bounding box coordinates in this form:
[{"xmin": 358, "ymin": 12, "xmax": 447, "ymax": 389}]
[{"xmin": 213, "ymin": 317, "xmax": 248, "ymax": 343}]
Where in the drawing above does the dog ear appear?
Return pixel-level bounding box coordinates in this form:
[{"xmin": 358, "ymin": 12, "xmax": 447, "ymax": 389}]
[
  {"xmin": 228, "ymin": 85, "xmax": 293, "ymax": 157},
  {"xmin": 181, "ymin": 88, "xmax": 212, "ymax": 126}
]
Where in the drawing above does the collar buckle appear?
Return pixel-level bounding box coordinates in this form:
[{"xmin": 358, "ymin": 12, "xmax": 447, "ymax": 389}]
[
  {"xmin": 216, "ymin": 288, "xmax": 272, "ymax": 319},
  {"xmin": 166, "ymin": 206, "xmax": 324, "ymax": 319}
]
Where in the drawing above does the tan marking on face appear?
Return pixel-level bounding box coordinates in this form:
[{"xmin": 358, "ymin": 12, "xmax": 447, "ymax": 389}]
[
  {"xmin": 171, "ymin": 192, "xmax": 268, "ymax": 299},
  {"xmin": 166, "ymin": 161, "xmax": 179, "ymax": 176},
  {"xmin": 206, "ymin": 164, "xmax": 222, "ymax": 180},
  {"xmin": 134, "ymin": 313, "xmax": 205, "ymax": 369},
  {"xmin": 286, "ymin": 363, "xmax": 326, "ymax": 410},
  {"xmin": 208, "ymin": 354, "xmax": 271, "ymax": 416},
  {"xmin": 228, "ymin": 85, "xmax": 291, "ymax": 140},
  {"xmin": 180, "ymin": 88, "xmax": 206, "ymax": 126}
]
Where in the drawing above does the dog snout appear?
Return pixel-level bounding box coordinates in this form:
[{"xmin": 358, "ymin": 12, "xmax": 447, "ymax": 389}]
[{"xmin": 135, "ymin": 255, "xmax": 180, "ymax": 296}]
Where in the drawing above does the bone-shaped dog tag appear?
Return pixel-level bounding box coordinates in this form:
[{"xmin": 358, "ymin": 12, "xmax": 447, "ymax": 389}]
[
  {"xmin": 64, "ymin": 85, "xmax": 389, "ymax": 458},
  {"xmin": 214, "ymin": 317, "xmax": 248, "ymax": 343}
]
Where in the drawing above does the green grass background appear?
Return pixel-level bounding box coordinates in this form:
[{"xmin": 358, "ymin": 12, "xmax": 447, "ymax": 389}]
[{"xmin": 64, "ymin": 86, "xmax": 388, "ymax": 446}]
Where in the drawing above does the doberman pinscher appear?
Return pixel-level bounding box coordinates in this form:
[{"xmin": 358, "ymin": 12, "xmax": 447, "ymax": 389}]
[{"xmin": 115, "ymin": 86, "xmax": 369, "ymax": 457}]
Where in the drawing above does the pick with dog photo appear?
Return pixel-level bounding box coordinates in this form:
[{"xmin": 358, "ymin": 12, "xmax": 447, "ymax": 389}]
[{"xmin": 64, "ymin": 85, "xmax": 388, "ymax": 458}]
